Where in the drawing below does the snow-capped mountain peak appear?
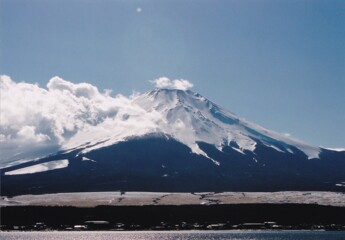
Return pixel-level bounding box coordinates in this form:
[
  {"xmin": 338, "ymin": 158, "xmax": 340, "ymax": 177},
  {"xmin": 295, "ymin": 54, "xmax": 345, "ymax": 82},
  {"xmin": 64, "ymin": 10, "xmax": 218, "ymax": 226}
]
[
  {"xmin": 63, "ymin": 87, "xmax": 320, "ymax": 164},
  {"xmin": 62, "ymin": 88, "xmax": 321, "ymax": 163},
  {"xmin": 3, "ymin": 78, "xmax": 344, "ymax": 196},
  {"xmin": 134, "ymin": 88, "xmax": 320, "ymax": 161},
  {"xmin": 4, "ymin": 88, "xmax": 344, "ymax": 196}
]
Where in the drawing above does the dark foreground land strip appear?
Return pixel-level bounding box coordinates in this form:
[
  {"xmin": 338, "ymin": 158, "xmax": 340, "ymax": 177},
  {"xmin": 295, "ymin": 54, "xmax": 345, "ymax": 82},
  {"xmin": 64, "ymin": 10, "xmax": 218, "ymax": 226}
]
[{"xmin": 1, "ymin": 204, "xmax": 345, "ymax": 230}]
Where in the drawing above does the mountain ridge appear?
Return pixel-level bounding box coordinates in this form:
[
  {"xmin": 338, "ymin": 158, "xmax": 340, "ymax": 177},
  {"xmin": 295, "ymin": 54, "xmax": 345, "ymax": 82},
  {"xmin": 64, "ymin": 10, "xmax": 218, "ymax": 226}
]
[
  {"xmin": 62, "ymin": 88, "xmax": 322, "ymax": 163},
  {"xmin": 1, "ymin": 88, "xmax": 344, "ymax": 196}
]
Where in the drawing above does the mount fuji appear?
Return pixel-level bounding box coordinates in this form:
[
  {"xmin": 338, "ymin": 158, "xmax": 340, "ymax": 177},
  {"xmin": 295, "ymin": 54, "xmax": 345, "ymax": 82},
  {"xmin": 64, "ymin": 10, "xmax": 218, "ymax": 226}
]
[{"xmin": 1, "ymin": 88, "xmax": 345, "ymax": 196}]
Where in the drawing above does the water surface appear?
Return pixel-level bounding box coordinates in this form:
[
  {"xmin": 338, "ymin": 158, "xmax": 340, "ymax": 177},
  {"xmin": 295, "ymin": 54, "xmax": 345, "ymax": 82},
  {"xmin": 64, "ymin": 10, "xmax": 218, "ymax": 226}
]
[{"xmin": 1, "ymin": 230, "xmax": 345, "ymax": 240}]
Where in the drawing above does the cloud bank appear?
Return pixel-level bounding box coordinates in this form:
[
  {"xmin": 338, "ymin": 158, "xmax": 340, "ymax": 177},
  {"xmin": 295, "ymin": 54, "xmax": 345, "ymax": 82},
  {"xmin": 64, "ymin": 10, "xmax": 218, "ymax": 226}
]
[
  {"xmin": 150, "ymin": 77, "xmax": 193, "ymax": 90},
  {"xmin": 0, "ymin": 75, "xmax": 165, "ymax": 167}
]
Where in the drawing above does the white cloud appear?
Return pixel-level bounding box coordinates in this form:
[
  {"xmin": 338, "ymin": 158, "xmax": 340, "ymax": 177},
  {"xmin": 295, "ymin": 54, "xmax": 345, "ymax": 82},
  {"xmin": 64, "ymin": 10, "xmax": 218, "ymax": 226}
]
[
  {"xmin": 47, "ymin": 76, "xmax": 100, "ymax": 99},
  {"xmin": 150, "ymin": 77, "xmax": 193, "ymax": 90},
  {"xmin": 0, "ymin": 75, "xmax": 196, "ymax": 168},
  {"xmin": 0, "ymin": 75, "xmax": 161, "ymax": 167},
  {"xmin": 136, "ymin": 7, "xmax": 142, "ymax": 13},
  {"xmin": 17, "ymin": 126, "xmax": 51, "ymax": 142}
]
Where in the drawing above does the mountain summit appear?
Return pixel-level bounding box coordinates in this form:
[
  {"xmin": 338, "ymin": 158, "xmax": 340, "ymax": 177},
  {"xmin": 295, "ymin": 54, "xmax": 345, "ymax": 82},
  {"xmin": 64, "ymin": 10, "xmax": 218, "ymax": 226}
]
[
  {"xmin": 135, "ymin": 88, "xmax": 320, "ymax": 161},
  {"xmin": 64, "ymin": 88, "xmax": 320, "ymax": 163},
  {"xmin": 1, "ymin": 88, "xmax": 345, "ymax": 196}
]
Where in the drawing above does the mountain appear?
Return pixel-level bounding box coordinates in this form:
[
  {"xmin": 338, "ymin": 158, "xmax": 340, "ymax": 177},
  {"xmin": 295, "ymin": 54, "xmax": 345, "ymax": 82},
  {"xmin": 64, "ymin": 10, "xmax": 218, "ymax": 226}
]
[{"xmin": 1, "ymin": 88, "xmax": 345, "ymax": 196}]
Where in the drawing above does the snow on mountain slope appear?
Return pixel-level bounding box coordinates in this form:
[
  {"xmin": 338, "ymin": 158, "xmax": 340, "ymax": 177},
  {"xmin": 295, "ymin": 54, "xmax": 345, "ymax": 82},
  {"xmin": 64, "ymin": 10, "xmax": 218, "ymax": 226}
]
[
  {"xmin": 134, "ymin": 89, "xmax": 320, "ymax": 160},
  {"xmin": 0, "ymin": 75, "xmax": 331, "ymax": 169},
  {"xmin": 325, "ymin": 148, "xmax": 345, "ymax": 152},
  {"xmin": 4, "ymin": 159, "xmax": 69, "ymax": 175},
  {"xmin": 63, "ymin": 88, "xmax": 320, "ymax": 164},
  {"xmin": 3, "ymin": 84, "xmax": 344, "ymax": 195}
]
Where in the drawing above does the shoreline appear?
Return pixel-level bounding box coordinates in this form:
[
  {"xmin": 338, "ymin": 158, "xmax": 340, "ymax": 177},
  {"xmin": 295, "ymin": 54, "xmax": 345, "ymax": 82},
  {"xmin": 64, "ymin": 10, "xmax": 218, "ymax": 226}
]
[
  {"xmin": 2, "ymin": 204, "xmax": 345, "ymax": 231},
  {"xmin": 1, "ymin": 229, "xmax": 344, "ymax": 232}
]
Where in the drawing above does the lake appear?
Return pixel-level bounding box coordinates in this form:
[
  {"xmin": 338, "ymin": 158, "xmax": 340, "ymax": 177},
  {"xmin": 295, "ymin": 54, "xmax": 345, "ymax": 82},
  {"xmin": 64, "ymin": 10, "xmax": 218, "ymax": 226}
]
[{"xmin": 1, "ymin": 230, "xmax": 345, "ymax": 240}]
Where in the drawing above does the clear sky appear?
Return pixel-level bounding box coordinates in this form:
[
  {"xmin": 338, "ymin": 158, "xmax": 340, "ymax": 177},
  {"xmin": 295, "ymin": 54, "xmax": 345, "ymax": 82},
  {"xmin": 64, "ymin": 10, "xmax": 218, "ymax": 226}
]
[{"xmin": 1, "ymin": 0, "xmax": 344, "ymax": 148}]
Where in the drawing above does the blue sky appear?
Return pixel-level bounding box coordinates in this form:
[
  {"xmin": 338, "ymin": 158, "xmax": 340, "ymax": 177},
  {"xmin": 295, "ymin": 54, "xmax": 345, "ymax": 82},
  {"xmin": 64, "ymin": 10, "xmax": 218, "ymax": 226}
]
[{"xmin": 1, "ymin": 0, "xmax": 344, "ymax": 148}]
